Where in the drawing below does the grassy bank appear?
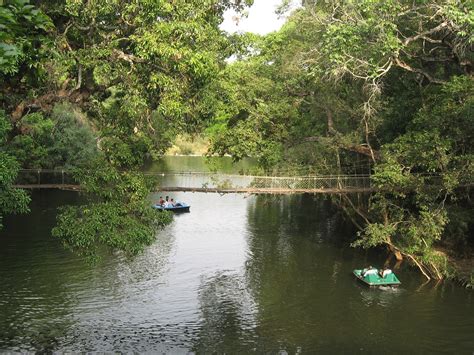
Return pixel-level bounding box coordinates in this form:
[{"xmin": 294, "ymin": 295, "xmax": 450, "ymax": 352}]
[{"xmin": 166, "ymin": 134, "xmax": 209, "ymax": 156}]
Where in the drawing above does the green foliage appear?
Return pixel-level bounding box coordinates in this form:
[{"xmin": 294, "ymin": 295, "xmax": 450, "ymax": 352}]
[
  {"xmin": 8, "ymin": 112, "xmax": 53, "ymax": 167},
  {"xmin": 0, "ymin": 110, "xmax": 30, "ymax": 229},
  {"xmin": 322, "ymin": 2, "xmax": 401, "ymax": 76},
  {"xmin": 0, "ymin": 0, "xmax": 53, "ymax": 74},
  {"xmin": 311, "ymin": 0, "xmax": 472, "ymax": 83},
  {"xmin": 8, "ymin": 103, "xmax": 98, "ymax": 169},
  {"xmin": 207, "ymin": 9, "xmax": 374, "ymax": 173},
  {"xmin": 0, "ymin": 0, "xmax": 257, "ymax": 260},
  {"xmin": 206, "ymin": 0, "xmax": 473, "ymax": 279},
  {"xmin": 2, "ymin": 0, "xmax": 256, "ymax": 170},
  {"xmin": 166, "ymin": 134, "xmax": 209, "ymax": 156},
  {"xmin": 353, "ymin": 223, "xmax": 396, "ymax": 249},
  {"xmin": 48, "ymin": 103, "xmax": 99, "ymax": 169},
  {"xmin": 0, "ymin": 0, "xmax": 471, "ymax": 276},
  {"xmin": 53, "ymin": 201, "xmax": 172, "ymax": 261},
  {"xmin": 356, "ymin": 73, "xmax": 473, "ymax": 277},
  {"xmin": 206, "ymin": 27, "xmax": 310, "ymax": 169},
  {"xmin": 52, "ymin": 158, "xmax": 172, "ymax": 260}
]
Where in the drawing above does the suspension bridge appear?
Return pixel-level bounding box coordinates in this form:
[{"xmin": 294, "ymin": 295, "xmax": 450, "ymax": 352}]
[{"xmin": 14, "ymin": 169, "xmax": 376, "ymax": 195}]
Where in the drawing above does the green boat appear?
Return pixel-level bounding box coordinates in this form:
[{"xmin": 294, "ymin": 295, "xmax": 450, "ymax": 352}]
[{"xmin": 353, "ymin": 268, "xmax": 401, "ymax": 287}]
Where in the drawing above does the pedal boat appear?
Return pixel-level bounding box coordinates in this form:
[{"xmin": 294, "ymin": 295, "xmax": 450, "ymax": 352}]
[
  {"xmin": 153, "ymin": 203, "xmax": 190, "ymax": 213},
  {"xmin": 353, "ymin": 268, "xmax": 401, "ymax": 287}
]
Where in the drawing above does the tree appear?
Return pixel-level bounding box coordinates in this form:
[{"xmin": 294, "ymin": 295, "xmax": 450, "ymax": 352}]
[
  {"xmin": 1, "ymin": 0, "xmax": 255, "ymax": 259},
  {"xmin": 208, "ymin": 0, "xmax": 473, "ymax": 279},
  {"xmin": 305, "ymin": 0, "xmax": 473, "ymax": 279},
  {"xmin": 0, "ymin": 0, "xmax": 52, "ymax": 230},
  {"xmin": 207, "ymin": 9, "xmax": 376, "ymax": 174},
  {"xmin": 0, "ymin": 110, "xmax": 30, "ymax": 230},
  {"xmin": 355, "ymin": 75, "xmax": 473, "ymax": 279},
  {"xmin": 0, "ymin": 0, "xmax": 53, "ymax": 75}
]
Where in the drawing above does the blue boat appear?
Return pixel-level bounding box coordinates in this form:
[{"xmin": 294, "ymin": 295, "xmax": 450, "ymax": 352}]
[
  {"xmin": 153, "ymin": 202, "xmax": 190, "ymax": 213},
  {"xmin": 353, "ymin": 267, "xmax": 401, "ymax": 287}
]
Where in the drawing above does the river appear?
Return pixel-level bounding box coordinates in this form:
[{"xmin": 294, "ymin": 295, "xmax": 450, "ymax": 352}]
[{"xmin": 0, "ymin": 157, "xmax": 473, "ymax": 353}]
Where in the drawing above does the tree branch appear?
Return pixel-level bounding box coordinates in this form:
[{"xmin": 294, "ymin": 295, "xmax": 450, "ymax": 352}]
[
  {"xmin": 303, "ymin": 136, "xmax": 381, "ymax": 160},
  {"xmin": 74, "ymin": 64, "xmax": 82, "ymax": 91},
  {"xmin": 394, "ymin": 57, "xmax": 445, "ymax": 84},
  {"xmin": 402, "ymin": 21, "xmax": 448, "ymax": 46}
]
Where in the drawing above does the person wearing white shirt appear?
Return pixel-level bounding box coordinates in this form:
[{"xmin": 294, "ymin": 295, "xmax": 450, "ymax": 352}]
[{"xmin": 362, "ymin": 266, "xmax": 378, "ymax": 277}]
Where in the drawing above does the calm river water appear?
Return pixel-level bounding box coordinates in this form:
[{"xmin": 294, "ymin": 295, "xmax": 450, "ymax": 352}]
[{"xmin": 0, "ymin": 157, "xmax": 473, "ymax": 353}]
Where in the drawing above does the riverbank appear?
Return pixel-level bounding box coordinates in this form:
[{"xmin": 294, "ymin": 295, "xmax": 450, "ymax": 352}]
[
  {"xmin": 449, "ymin": 255, "xmax": 474, "ymax": 289},
  {"xmin": 417, "ymin": 245, "xmax": 473, "ymax": 289},
  {"xmin": 165, "ymin": 134, "xmax": 209, "ymax": 156}
]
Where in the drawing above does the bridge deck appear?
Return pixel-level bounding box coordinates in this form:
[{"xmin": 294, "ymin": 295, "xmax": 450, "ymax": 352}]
[
  {"xmin": 13, "ymin": 170, "xmax": 471, "ymax": 195},
  {"xmin": 159, "ymin": 186, "xmax": 375, "ymax": 194}
]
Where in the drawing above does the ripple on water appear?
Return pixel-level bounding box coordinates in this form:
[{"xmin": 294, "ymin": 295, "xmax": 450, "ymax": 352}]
[{"xmin": 0, "ymin": 190, "xmax": 473, "ymax": 353}]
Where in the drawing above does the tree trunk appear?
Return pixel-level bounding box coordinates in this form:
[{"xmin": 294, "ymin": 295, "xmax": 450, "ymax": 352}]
[{"xmin": 326, "ymin": 107, "xmax": 336, "ymax": 135}]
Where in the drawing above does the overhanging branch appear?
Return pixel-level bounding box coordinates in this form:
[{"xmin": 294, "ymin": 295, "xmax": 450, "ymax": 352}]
[{"xmin": 303, "ymin": 136, "xmax": 381, "ymax": 160}]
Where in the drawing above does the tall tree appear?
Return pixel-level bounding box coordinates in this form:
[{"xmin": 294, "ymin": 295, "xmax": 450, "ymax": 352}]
[
  {"xmin": 208, "ymin": 0, "xmax": 473, "ymax": 278},
  {"xmin": 0, "ymin": 0, "xmax": 52, "ymax": 229},
  {"xmin": 1, "ymin": 0, "xmax": 254, "ymax": 259},
  {"xmin": 0, "ymin": 110, "xmax": 30, "ymax": 230}
]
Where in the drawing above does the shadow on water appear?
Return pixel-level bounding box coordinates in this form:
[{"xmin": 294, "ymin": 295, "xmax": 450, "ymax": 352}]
[
  {"xmin": 0, "ymin": 190, "xmax": 178, "ymax": 353},
  {"xmin": 0, "ymin": 191, "xmax": 84, "ymax": 352},
  {"xmin": 192, "ymin": 271, "xmax": 258, "ymax": 353},
  {"xmin": 237, "ymin": 194, "xmax": 474, "ymax": 353}
]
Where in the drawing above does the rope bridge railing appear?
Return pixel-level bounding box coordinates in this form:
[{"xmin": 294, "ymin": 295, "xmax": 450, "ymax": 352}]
[
  {"xmin": 16, "ymin": 169, "xmax": 465, "ymax": 193},
  {"xmin": 15, "ymin": 169, "xmax": 373, "ymax": 192},
  {"xmin": 15, "ymin": 169, "xmax": 78, "ymax": 186},
  {"xmin": 155, "ymin": 174, "xmax": 373, "ymax": 190}
]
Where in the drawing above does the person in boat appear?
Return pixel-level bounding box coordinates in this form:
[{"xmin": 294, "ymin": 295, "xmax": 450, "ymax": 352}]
[
  {"xmin": 170, "ymin": 198, "xmax": 176, "ymax": 207},
  {"xmin": 362, "ymin": 266, "xmax": 378, "ymax": 277},
  {"xmin": 158, "ymin": 196, "xmax": 165, "ymax": 206},
  {"xmin": 379, "ymin": 267, "xmax": 392, "ymax": 278}
]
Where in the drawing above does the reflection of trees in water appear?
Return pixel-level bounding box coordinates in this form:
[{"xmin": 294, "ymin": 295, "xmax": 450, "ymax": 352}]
[
  {"xmin": 110, "ymin": 225, "xmax": 175, "ymax": 285},
  {"xmin": 350, "ymin": 281, "xmax": 473, "ymax": 351},
  {"xmin": 146, "ymin": 156, "xmax": 257, "ymax": 175},
  {"xmin": 192, "ymin": 271, "xmax": 258, "ymax": 353},
  {"xmin": 242, "ymin": 195, "xmax": 474, "ymax": 352},
  {"xmin": 0, "ymin": 189, "xmax": 177, "ymax": 352},
  {"xmin": 244, "ymin": 194, "xmax": 352, "ymax": 290},
  {"xmin": 0, "ymin": 191, "xmax": 85, "ymax": 352},
  {"xmin": 242, "ymin": 194, "xmax": 359, "ymax": 351},
  {"xmin": 1, "ymin": 228, "xmax": 177, "ymax": 352}
]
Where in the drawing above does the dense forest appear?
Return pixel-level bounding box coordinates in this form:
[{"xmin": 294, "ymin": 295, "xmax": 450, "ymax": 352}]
[
  {"xmin": 205, "ymin": 1, "xmax": 474, "ymax": 280},
  {"xmin": 1, "ymin": 0, "xmax": 472, "ymax": 280}
]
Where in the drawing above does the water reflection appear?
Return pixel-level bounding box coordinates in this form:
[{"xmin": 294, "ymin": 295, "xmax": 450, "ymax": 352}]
[
  {"xmin": 146, "ymin": 155, "xmax": 256, "ymax": 174},
  {"xmin": 193, "ymin": 271, "xmax": 258, "ymax": 353},
  {"xmin": 241, "ymin": 194, "xmax": 474, "ymax": 353},
  {"xmin": 0, "ymin": 190, "xmax": 178, "ymax": 353},
  {"xmin": 358, "ymin": 286, "xmax": 404, "ymax": 307},
  {"xmin": 0, "ymin": 191, "xmax": 84, "ymax": 352},
  {"xmin": 242, "ymin": 194, "xmax": 362, "ymax": 352},
  {"xmin": 0, "ymin": 187, "xmax": 473, "ymax": 353}
]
